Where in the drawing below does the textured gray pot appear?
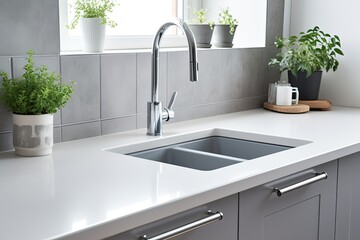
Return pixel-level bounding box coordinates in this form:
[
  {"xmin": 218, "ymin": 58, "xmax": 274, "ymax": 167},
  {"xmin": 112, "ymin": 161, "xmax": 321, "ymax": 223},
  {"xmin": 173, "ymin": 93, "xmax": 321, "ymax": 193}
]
[
  {"xmin": 12, "ymin": 114, "xmax": 53, "ymax": 156},
  {"xmin": 212, "ymin": 24, "xmax": 238, "ymax": 48},
  {"xmin": 189, "ymin": 24, "xmax": 214, "ymax": 48}
]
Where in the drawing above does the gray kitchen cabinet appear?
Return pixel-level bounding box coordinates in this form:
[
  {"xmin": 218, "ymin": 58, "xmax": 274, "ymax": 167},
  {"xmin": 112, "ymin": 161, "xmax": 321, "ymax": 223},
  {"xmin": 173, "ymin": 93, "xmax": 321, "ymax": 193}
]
[
  {"xmin": 336, "ymin": 152, "xmax": 360, "ymax": 240},
  {"xmin": 105, "ymin": 194, "xmax": 238, "ymax": 240},
  {"xmin": 238, "ymin": 160, "xmax": 337, "ymax": 240}
]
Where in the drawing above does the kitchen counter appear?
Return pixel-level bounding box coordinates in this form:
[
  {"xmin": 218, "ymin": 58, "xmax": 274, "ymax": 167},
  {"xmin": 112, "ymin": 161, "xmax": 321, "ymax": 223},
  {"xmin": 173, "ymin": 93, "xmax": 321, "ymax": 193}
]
[{"xmin": 1, "ymin": 106, "xmax": 360, "ymax": 240}]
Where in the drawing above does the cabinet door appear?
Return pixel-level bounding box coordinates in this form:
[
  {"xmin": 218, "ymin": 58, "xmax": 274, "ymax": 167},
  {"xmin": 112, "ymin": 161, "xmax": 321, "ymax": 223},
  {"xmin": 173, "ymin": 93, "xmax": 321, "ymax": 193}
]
[
  {"xmin": 106, "ymin": 194, "xmax": 238, "ymax": 240},
  {"xmin": 336, "ymin": 152, "xmax": 360, "ymax": 240},
  {"xmin": 239, "ymin": 161, "xmax": 337, "ymax": 240}
]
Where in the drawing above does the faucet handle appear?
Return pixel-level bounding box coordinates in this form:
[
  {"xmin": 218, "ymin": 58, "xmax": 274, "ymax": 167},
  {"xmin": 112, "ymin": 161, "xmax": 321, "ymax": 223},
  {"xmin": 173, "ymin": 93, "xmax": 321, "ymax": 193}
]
[
  {"xmin": 167, "ymin": 91, "xmax": 178, "ymax": 109},
  {"xmin": 162, "ymin": 92, "xmax": 177, "ymax": 122}
]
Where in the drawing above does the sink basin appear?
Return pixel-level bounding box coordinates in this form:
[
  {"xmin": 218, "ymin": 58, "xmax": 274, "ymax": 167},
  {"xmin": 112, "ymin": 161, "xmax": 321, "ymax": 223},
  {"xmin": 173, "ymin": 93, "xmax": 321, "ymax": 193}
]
[
  {"xmin": 105, "ymin": 129, "xmax": 310, "ymax": 171},
  {"xmin": 127, "ymin": 136, "xmax": 292, "ymax": 171}
]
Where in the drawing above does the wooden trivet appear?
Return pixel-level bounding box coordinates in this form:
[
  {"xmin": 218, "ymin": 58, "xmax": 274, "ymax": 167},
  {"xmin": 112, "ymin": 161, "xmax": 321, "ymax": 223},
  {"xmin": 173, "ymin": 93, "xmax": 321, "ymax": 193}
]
[
  {"xmin": 298, "ymin": 99, "xmax": 332, "ymax": 111},
  {"xmin": 263, "ymin": 102, "xmax": 310, "ymax": 114}
]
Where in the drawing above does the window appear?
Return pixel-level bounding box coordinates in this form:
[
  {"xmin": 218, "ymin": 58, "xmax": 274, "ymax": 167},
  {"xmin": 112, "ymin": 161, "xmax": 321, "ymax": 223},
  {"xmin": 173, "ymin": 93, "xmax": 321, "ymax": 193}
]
[{"xmin": 59, "ymin": 0, "xmax": 267, "ymax": 52}]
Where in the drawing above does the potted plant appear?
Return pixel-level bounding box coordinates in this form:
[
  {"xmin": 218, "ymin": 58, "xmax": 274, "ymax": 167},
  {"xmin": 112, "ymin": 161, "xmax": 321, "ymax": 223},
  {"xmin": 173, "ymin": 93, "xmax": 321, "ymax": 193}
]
[
  {"xmin": 268, "ymin": 26, "xmax": 344, "ymax": 100},
  {"xmin": 67, "ymin": 0, "xmax": 118, "ymax": 52},
  {"xmin": 212, "ymin": 8, "xmax": 238, "ymax": 48},
  {"xmin": 188, "ymin": 9, "xmax": 214, "ymax": 48},
  {"xmin": 0, "ymin": 50, "xmax": 74, "ymax": 156}
]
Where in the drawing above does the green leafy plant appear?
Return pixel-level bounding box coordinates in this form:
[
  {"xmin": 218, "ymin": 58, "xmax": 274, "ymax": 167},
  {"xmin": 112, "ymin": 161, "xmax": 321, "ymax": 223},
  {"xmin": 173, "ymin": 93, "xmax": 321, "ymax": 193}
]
[
  {"xmin": 190, "ymin": 9, "xmax": 214, "ymax": 29},
  {"xmin": 0, "ymin": 50, "xmax": 75, "ymax": 115},
  {"xmin": 268, "ymin": 26, "xmax": 344, "ymax": 77},
  {"xmin": 218, "ymin": 8, "xmax": 238, "ymax": 35},
  {"xmin": 67, "ymin": 0, "xmax": 118, "ymax": 29}
]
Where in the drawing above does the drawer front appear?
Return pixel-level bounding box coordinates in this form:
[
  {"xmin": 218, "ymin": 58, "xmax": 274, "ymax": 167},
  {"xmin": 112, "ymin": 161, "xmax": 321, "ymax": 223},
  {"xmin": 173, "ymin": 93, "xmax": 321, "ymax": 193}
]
[
  {"xmin": 239, "ymin": 160, "xmax": 338, "ymax": 240},
  {"xmin": 106, "ymin": 194, "xmax": 238, "ymax": 240}
]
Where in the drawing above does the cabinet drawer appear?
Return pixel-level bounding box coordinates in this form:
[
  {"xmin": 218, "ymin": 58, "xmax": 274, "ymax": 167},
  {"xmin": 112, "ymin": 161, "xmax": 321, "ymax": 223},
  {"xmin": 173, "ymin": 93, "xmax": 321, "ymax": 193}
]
[
  {"xmin": 106, "ymin": 194, "xmax": 238, "ymax": 240},
  {"xmin": 238, "ymin": 160, "xmax": 337, "ymax": 240}
]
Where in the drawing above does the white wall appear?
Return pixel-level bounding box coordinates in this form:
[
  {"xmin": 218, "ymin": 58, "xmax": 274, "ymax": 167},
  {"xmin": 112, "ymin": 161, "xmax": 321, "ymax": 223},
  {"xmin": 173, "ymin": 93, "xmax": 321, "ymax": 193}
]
[{"xmin": 288, "ymin": 0, "xmax": 360, "ymax": 107}]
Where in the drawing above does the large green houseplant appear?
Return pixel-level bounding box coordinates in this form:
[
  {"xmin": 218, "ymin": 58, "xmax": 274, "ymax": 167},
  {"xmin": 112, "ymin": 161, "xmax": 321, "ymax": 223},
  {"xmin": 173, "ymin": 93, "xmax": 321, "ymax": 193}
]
[
  {"xmin": 0, "ymin": 50, "xmax": 74, "ymax": 156},
  {"xmin": 67, "ymin": 0, "xmax": 118, "ymax": 52},
  {"xmin": 268, "ymin": 26, "xmax": 344, "ymax": 100},
  {"xmin": 188, "ymin": 9, "xmax": 214, "ymax": 48},
  {"xmin": 212, "ymin": 8, "xmax": 238, "ymax": 48}
]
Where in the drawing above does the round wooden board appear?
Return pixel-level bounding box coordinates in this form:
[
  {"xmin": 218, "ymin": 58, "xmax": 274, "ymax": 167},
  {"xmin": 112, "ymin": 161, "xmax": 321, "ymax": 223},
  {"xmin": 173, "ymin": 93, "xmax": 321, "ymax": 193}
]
[{"xmin": 263, "ymin": 102, "xmax": 310, "ymax": 114}]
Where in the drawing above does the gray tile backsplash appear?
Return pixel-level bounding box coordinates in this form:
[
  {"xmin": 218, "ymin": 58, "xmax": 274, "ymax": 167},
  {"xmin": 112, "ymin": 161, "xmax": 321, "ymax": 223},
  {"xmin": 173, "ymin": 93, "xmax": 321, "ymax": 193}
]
[
  {"xmin": 101, "ymin": 54, "xmax": 137, "ymax": 118},
  {"xmin": 0, "ymin": 0, "xmax": 60, "ymax": 56},
  {"xmin": 0, "ymin": 0, "xmax": 284, "ymax": 151},
  {"xmin": 61, "ymin": 55, "xmax": 101, "ymax": 124}
]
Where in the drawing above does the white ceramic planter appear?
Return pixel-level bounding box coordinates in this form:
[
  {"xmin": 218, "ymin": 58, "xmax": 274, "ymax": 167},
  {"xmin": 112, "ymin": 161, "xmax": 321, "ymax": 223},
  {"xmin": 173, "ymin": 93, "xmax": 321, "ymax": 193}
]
[
  {"xmin": 80, "ymin": 18, "xmax": 106, "ymax": 53},
  {"xmin": 12, "ymin": 114, "xmax": 53, "ymax": 157}
]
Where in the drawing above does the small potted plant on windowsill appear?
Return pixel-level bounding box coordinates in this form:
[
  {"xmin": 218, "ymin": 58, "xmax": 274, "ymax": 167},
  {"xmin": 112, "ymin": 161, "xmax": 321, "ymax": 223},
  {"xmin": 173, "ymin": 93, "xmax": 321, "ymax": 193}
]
[
  {"xmin": 0, "ymin": 50, "xmax": 74, "ymax": 157},
  {"xmin": 67, "ymin": 0, "xmax": 118, "ymax": 53},
  {"xmin": 212, "ymin": 8, "xmax": 238, "ymax": 48},
  {"xmin": 268, "ymin": 26, "xmax": 344, "ymax": 100},
  {"xmin": 188, "ymin": 9, "xmax": 214, "ymax": 48}
]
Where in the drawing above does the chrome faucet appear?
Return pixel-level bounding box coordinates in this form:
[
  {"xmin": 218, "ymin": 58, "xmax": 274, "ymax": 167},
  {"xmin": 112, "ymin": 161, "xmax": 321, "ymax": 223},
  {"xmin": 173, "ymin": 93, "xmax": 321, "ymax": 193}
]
[{"xmin": 147, "ymin": 18, "xmax": 199, "ymax": 136}]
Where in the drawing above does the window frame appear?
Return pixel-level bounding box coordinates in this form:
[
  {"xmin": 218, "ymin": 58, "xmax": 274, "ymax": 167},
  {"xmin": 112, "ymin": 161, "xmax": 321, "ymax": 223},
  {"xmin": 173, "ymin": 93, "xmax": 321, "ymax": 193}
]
[{"xmin": 59, "ymin": 0, "xmax": 191, "ymax": 52}]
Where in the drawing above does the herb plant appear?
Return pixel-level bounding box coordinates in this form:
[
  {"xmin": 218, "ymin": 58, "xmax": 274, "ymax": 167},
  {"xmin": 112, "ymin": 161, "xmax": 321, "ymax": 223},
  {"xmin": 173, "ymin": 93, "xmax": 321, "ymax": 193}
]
[
  {"xmin": 0, "ymin": 50, "xmax": 75, "ymax": 115},
  {"xmin": 67, "ymin": 0, "xmax": 118, "ymax": 29},
  {"xmin": 218, "ymin": 8, "xmax": 238, "ymax": 35},
  {"xmin": 268, "ymin": 26, "xmax": 344, "ymax": 77},
  {"xmin": 190, "ymin": 9, "xmax": 214, "ymax": 29}
]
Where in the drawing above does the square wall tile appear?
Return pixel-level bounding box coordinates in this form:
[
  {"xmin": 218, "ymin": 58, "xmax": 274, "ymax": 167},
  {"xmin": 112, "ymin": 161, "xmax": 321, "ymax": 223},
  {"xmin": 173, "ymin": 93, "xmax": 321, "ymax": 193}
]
[
  {"xmin": 264, "ymin": 46, "xmax": 281, "ymax": 83},
  {"xmin": 167, "ymin": 51, "xmax": 196, "ymax": 109},
  {"xmin": 195, "ymin": 50, "xmax": 221, "ymax": 105},
  {"xmin": 0, "ymin": 132, "xmax": 13, "ymax": 152},
  {"xmin": 101, "ymin": 54, "xmax": 136, "ymax": 118},
  {"xmin": 242, "ymin": 48, "xmax": 266, "ymax": 98},
  {"xmin": 136, "ymin": 52, "xmax": 167, "ymax": 114},
  {"xmin": 53, "ymin": 127, "xmax": 61, "ymax": 143},
  {"xmin": 61, "ymin": 55, "xmax": 100, "ymax": 124},
  {"xmin": 136, "ymin": 114, "xmax": 146, "ymax": 129},
  {"xmin": 0, "ymin": 57, "xmax": 12, "ymax": 132},
  {"xmin": 62, "ymin": 121, "xmax": 101, "ymax": 142},
  {"xmin": 242, "ymin": 96, "xmax": 267, "ymax": 111},
  {"xmin": 219, "ymin": 49, "xmax": 243, "ymax": 101},
  {"xmin": 0, "ymin": 0, "xmax": 60, "ymax": 56},
  {"xmin": 101, "ymin": 116, "xmax": 136, "ymax": 135},
  {"xmin": 12, "ymin": 55, "xmax": 60, "ymax": 78},
  {"xmin": 266, "ymin": 0, "xmax": 285, "ymax": 46}
]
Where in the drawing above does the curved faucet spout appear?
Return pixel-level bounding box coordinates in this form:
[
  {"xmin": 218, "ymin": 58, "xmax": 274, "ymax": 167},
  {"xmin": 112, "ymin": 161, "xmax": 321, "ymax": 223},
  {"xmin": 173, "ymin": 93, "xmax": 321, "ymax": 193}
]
[
  {"xmin": 147, "ymin": 18, "xmax": 199, "ymax": 136},
  {"xmin": 151, "ymin": 18, "xmax": 198, "ymax": 103}
]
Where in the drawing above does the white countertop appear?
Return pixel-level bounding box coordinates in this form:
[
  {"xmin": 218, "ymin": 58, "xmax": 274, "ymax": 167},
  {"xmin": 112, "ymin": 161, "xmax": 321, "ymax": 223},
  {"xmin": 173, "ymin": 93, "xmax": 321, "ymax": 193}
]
[{"xmin": 1, "ymin": 106, "xmax": 360, "ymax": 240}]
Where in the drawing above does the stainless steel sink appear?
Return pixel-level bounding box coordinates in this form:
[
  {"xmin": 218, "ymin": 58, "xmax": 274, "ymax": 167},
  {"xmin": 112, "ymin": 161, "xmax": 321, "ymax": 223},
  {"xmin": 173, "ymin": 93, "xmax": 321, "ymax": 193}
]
[{"xmin": 127, "ymin": 136, "xmax": 292, "ymax": 171}]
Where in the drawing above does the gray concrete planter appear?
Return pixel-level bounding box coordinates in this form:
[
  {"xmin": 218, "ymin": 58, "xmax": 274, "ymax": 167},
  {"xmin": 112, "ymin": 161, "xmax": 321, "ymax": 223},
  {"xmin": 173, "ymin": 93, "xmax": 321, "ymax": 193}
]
[
  {"xmin": 189, "ymin": 24, "xmax": 214, "ymax": 48},
  {"xmin": 212, "ymin": 24, "xmax": 238, "ymax": 48},
  {"xmin": 12, "ymin": 114, "xmax": 53, "ymax": 157}
]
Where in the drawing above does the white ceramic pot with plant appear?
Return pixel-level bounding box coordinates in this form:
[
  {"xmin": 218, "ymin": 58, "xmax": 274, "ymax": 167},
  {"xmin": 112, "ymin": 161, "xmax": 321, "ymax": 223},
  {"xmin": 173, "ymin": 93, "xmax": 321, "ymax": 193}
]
[
  {"xmin": 212, "ymin": 8, "xmax": 238, "ymax": 48},
  {"xmin": 188, "ymin": 9, "xmax": 214, "ymax": 48},
  {"xmin": 0, "ymin": 50, "xmax": 74, "ymax": 157},
  {"xmin": 67, "ymin": 0, "xmax": 118, "ymax": 52}
]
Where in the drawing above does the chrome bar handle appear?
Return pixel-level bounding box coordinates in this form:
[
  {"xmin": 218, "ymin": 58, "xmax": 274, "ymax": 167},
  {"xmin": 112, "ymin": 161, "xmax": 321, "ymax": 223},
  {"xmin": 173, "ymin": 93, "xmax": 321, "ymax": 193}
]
[
  {"xmin": 140, "ymin": 211, "xmax": 223, "ymax": 240},
  {"xmin": 274, "ymin": 172, "xmax": 328, "ymax": 197}
]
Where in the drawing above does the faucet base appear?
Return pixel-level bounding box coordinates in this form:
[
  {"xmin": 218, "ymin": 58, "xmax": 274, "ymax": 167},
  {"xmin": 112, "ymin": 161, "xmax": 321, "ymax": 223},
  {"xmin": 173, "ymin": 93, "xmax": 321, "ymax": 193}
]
[{"xmin": 147, "ymin": 101, "xmax": 163, "ymax": 136}]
